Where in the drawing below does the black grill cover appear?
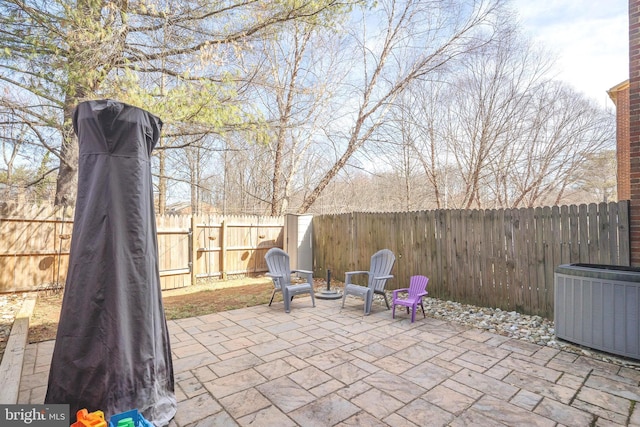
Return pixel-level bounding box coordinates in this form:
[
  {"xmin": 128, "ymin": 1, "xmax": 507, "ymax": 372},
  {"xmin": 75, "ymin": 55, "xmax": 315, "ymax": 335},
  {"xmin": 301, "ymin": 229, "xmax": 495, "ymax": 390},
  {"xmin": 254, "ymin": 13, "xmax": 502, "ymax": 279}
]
[{"xmin": 45, "ymin": 100, "xmax": 176, "ymax": 426}]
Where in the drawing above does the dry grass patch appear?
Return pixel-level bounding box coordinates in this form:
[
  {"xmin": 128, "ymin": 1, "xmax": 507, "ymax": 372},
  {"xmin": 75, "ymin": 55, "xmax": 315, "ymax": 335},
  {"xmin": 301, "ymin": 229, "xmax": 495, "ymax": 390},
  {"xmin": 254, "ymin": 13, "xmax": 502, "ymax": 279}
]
[{"xmin": 28, "ymin": 276, "xmax": 283, "ymax": 343}]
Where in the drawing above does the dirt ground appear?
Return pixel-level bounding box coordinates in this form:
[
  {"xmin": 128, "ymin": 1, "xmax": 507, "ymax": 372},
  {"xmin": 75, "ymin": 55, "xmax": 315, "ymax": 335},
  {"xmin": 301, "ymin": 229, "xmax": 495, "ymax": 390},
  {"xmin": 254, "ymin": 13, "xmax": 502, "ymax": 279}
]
[{"xmin": 28, "ymin": 276, "xmax": 334, "ymax": 343}]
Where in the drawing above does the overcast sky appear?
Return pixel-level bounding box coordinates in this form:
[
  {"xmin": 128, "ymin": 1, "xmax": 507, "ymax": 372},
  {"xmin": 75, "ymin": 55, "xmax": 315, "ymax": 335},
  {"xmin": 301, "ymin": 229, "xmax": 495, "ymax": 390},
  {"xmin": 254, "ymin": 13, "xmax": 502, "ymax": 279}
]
[{"xmin": 511, "ymin": 0, "xmax": 628, "ymax": 108}]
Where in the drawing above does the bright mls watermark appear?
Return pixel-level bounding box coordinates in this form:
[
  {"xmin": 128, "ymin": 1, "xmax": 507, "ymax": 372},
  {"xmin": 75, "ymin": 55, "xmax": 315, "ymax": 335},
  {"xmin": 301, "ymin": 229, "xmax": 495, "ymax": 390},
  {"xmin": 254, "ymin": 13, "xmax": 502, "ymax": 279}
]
[{"xmin": 1, "ymin": 405, "xmax": 69, "ymax": 426}]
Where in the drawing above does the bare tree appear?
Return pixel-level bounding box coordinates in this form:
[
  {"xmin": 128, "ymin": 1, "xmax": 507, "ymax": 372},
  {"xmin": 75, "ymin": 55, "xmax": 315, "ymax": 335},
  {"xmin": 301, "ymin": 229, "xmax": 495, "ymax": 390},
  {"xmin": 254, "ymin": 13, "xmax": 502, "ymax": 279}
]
[
  {"xmin": 0, "ymin": 106, "xmax": 57, "ymax": 202},
  {"xmin": 408, "ymin": 26, "xmax": 612, "ymax": 209},
  {"xmin": 572, "ymin": 149, "xmax": 617, "ymax": 203},
  {"xmin": 296, "ymin": 0, "xmax": 506, "ymax": 213},
  {"xmin": 249, "ymin": 20, "xmax": 347, "ymax": 215},
  {"xmin": 377, "ymin": 77, "xmax": 451, "ymax": 209},
  {"xmin": 202, "ymin": 132, "xmax": 274, "ymax": 215},
  {"xmin": 505, "ymin": 83, "xmax": 614, "ymax": 207},
  {"xmin": 0, "ymin": 112, "xmax": 24, "ymax": 187},
  {"xmin": 359, "ymin": 20, "xmax": 614, "ymax": 211},
  {"xmin": 440, "ymin": 27, "xmax": 551, "ymax": 209}
]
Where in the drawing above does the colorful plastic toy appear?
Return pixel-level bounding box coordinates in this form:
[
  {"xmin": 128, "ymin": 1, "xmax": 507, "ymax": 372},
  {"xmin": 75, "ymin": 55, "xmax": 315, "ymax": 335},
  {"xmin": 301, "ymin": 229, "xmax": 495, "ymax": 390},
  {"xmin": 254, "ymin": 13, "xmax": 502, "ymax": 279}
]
[
  {"xmin": 71, "ymin": 409, "xmax": 107, "ymax": 427},
  {"xmin": 108, "ymin": 409, "xmax": 154, "ymax": 427}
]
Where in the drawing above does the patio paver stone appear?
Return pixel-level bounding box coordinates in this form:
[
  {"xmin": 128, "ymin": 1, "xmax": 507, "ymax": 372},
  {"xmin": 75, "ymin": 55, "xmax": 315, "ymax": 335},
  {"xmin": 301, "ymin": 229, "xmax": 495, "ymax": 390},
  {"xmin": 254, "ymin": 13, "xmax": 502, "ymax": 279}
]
[{"xmin": 17, "ymin": 296, "xmax": 640, "ymax": 426}]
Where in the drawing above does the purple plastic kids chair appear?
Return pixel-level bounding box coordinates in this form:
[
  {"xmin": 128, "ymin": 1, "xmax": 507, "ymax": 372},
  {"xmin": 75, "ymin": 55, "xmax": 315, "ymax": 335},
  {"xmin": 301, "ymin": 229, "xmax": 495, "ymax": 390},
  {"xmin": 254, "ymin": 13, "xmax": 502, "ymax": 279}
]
[{"xmin": 392, "ymin": 275, "xmax": 429, "ymax": 322}]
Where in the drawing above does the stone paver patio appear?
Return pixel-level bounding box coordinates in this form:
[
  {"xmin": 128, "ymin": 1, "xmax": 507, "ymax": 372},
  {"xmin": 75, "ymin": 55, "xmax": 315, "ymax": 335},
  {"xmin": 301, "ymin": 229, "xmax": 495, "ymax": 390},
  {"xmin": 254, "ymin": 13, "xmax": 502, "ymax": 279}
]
[{"xmin": 17, "ymin": 296, "xmax": 640, "ymax": 426}]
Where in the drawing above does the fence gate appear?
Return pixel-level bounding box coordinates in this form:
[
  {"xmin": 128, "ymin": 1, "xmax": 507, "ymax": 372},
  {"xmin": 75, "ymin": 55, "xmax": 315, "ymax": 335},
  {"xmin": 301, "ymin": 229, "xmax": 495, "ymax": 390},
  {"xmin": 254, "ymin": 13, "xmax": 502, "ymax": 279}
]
[{"xmin": 156, "ymin": 216, "xmax": 192, "ymax": 290}]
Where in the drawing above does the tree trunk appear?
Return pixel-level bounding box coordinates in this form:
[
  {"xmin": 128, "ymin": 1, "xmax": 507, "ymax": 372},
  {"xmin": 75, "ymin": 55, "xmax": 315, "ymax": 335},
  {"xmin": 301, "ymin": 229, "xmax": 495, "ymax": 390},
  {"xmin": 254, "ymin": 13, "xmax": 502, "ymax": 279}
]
[
  {"xmin": 158, "ymin": 145, "xmax": 166, "ymax": 215},
  {"xmin": 270, "ymin": 123, "xmax": 286, "ymax": 216},
  {"xmin": 54, "ymin": 99, "xmax": 79, "ymax": 206}
]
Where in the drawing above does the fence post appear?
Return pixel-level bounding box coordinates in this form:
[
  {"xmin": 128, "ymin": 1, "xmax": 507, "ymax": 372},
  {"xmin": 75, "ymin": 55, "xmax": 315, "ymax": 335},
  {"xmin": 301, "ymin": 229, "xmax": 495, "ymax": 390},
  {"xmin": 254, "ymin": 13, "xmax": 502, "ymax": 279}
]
[
  {"xmin": 190, "ymin": 215, "xmax": 197, "ymax": 287},
  {"xmin": 221, "ymin": 220, "xmax": 228, "ymax": 280}
]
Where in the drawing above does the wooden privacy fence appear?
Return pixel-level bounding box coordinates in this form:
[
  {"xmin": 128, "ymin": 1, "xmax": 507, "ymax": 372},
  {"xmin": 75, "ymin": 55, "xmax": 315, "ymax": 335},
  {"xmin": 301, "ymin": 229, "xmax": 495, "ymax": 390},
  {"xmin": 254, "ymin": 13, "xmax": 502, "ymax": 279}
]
[
  {"xmin": 0, "ymin": 204, "xmax": 73, "ymax": 293},
  {"xmin": 0, "ymin": 203, "xmax": 283, "ymax": 292},
  {"xmin": 313, "ymin": 201, "xmax": 630, "ymax": 319},
  {"xmin": 157, "ymin": 215, "xmax": 283, "ymax": 289},
  {"xmin": 2, "ymin": 201, "xmax": 631, "ymax": 318}
]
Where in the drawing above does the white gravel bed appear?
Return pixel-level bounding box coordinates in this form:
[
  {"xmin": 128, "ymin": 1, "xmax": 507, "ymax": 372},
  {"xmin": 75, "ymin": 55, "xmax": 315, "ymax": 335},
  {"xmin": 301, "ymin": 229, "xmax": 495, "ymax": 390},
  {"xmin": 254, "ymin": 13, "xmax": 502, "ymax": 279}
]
[{"xmin": 417, "ymin": 295, "xmax": 640, "ymax": 370}]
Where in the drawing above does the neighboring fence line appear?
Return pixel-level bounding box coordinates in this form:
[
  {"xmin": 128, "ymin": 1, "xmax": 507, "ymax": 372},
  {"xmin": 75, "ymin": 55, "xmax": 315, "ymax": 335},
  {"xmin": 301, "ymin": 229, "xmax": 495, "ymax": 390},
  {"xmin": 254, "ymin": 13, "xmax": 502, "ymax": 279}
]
[
  {"xmin": 0, "ymin": 203, "xmax": 283, "ymax": 292},
  {"xmin": 312, "ymin": 201, "xmax": 630, "ymax": 319}
]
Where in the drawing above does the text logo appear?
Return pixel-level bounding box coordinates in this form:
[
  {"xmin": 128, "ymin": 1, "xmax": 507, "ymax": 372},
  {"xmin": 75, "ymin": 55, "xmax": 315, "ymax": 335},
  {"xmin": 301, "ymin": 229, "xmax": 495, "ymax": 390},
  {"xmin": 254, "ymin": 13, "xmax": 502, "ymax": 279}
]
[{"xmin": 0, "ymin": 405, "xmax": 69, "ymax": 426}]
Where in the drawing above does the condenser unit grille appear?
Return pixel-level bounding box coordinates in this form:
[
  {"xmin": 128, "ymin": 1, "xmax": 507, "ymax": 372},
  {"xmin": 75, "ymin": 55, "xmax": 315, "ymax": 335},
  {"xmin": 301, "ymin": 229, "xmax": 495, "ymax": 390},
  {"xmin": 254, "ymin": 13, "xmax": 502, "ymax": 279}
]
[{"xmin": 555, "ymin": 264, "xmax": 640, "ymax": 361}]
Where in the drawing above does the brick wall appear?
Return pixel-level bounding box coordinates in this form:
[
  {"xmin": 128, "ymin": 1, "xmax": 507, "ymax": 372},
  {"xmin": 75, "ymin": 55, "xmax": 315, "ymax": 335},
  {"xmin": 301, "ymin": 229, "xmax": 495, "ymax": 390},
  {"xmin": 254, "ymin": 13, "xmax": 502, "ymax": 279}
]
[
  {"xmin": 629, "ymin": 0, "xmax": 640, "ymax": 266},
  {"xmin": 609, "ymin": 82, "xmax": 631, "ymax": 200}
]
